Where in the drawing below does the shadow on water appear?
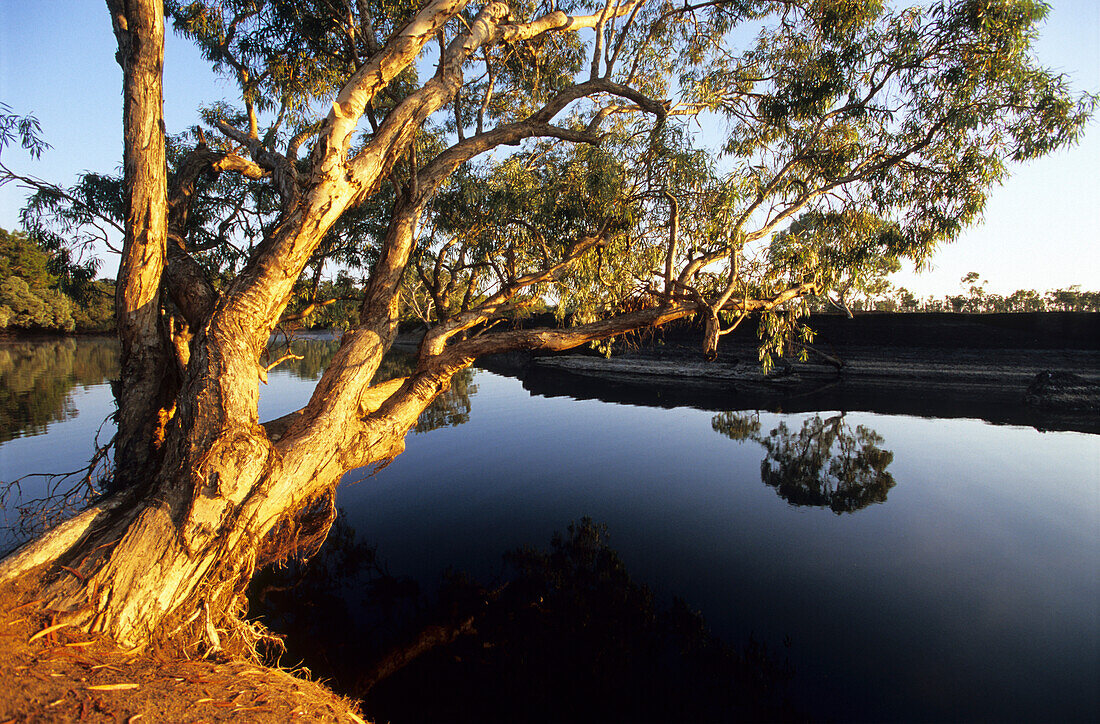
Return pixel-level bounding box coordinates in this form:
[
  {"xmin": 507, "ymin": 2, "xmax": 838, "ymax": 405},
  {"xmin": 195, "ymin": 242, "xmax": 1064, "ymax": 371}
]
[
  {"xmin": 0, "ymin": 337, "xmax": 118, "ymax": 443},
  {"xmin": 248, "ymin": 347, "xmax": 907, "ymax": 721},
  {"xmin": 250, "ymin": 516, "xmax": 803, "ymax": 724}
]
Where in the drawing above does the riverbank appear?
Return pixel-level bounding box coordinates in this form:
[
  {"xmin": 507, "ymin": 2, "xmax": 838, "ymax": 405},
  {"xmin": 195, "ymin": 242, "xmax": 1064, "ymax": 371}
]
[
  {"xmin": 513, "ymin": 344, "xmax": 1098, "ymax": 432},
  {"xmin": 474, "ymin": 313, "xmax": 1100, "ymax": 434},
  {"xmin": 0, "ymin": 580, "xmax": 368, "ymax": 723}
]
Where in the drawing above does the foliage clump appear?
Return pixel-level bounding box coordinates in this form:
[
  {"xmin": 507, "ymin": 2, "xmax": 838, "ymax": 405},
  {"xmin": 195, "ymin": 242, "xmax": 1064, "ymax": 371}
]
[{"xmin": 0, "ymin": 223, "xmax": 116, "ymax": 333}]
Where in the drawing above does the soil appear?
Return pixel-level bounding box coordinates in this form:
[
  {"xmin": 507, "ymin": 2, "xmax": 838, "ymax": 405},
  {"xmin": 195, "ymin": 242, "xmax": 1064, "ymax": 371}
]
[{"xmin": 0, "ymin": 580, "xmax": 370, "ymax": 723}]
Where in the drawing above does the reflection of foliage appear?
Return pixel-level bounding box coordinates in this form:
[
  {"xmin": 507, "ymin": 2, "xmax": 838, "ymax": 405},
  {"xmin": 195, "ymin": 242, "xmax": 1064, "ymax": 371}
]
[
  {"xmin": 260, "ymin": 341, "xmax": 477, "ymax": 433},
  {"xmin": 414, "ymin": 369, "xmax": 475, "ymax": 433},
  {"xmin": 0, "ymin": 339, "xmax": 118, "ymax": 444},
  {"xmin": 761, "ymin": 416, "xmax": 895, "ymax": 514},
  {"xmin": 711, "ymin": 411, "xmax": 762, "ymax": 442},
  {"xmin": 257, "ymin": 516, "xmax": 799, "ymax": 723},
  {"xmin": 249, "ymin": 511, "xmax": 420, "ymax": 676},
  {"xmin": 371, "ymin": 350, "xmax": 477, "ymax": 434},
  {"xmin": 370, "ymin": 518, "xmax": 798, "ymax": 722},
  {"xmin": 713, "ymin": 412, "xmax": 896, "ymax": 514},
  {"xmin": 263, "ymin": 337, "xmax": 342, "ymax": 381},
  {"xmin": 0, "ymin": 338, "xmax": 119, "ymax": 550}
]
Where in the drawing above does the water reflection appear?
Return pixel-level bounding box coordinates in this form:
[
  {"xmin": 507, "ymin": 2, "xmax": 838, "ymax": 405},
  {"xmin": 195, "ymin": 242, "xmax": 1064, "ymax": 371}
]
[
  {"xmin": 517, "ymin": 361, "xmax": 1100, "ymax": 434},
  {"xmin": 0, "ymin": 338, "xmax": 118, "ymax": 443},
  {"xmin": 1, "ymin": 338, "xmax": 1097, "ymax": 721},
  {"xmin": 264, "ymin": 336, "xmax": 342, "ymax": 380},
  {"xmin": 373, "ymin": 352, "xmax": 476, "ymax": 433},
  {"xmin": 713, "ymin": 412, "xmax": 896, "ymax": 513},
  {"xmin": 251, "ymin": 515, "xmax": 800, "ymax": 723}
]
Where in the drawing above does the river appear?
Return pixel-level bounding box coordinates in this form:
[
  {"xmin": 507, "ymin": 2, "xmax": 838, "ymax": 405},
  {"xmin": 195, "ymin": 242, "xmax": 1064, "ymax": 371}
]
[{"xmin": 1, "ymin": 335, "xmax": 1097, "ymax": 722}]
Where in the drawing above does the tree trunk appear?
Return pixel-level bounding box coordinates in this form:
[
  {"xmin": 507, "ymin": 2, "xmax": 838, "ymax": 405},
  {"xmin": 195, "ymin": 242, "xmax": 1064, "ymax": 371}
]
[
  {"xmin": 106, "ymin": 0, "xmax": 171, "ymax": 492},
  {"xmin": 17, "ymin": 342, "xmax": 424, "ymax": 648},
  {"xmin": 0, "ymin": 0, "xmax": 826, "ymax": 653}
]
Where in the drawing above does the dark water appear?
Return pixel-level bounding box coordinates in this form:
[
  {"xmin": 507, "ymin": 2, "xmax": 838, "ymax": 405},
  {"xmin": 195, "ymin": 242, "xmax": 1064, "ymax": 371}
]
[{"xmin": 1, "ymin": 336, "xmax": 1097, "ymax": 722}]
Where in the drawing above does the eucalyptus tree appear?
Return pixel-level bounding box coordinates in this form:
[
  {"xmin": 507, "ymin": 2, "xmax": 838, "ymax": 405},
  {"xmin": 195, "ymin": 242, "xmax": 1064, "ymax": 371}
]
[
  {"xmin": 768, "ymin": 210, "xmax": 903, "ymax": 318},
  {"xmin": 0, "ymin": 0, "xmax": 1090, "ymax": 651}
]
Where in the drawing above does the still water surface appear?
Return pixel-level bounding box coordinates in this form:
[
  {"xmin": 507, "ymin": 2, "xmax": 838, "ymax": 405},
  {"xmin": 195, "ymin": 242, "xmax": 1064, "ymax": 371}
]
[{"xmin": 1, "ymin": 336, "xmax": 1097, "ymax": 722}]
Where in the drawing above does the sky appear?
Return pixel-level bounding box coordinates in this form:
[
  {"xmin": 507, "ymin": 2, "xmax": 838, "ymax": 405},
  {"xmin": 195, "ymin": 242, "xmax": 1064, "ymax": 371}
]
[{"xmin": 1, "ymin": 1, "xmax": 1097, "ymax": 298}]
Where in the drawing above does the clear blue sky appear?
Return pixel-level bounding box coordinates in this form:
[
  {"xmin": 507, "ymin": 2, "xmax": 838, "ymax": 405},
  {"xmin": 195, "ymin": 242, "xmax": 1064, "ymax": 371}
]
[{"xmin": 1, "ymin": 1, "xmax": 1097, "ymax": 297}]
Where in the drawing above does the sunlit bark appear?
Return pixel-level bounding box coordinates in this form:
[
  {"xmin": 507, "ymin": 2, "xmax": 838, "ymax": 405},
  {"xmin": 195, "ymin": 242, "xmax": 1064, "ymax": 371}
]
[{"xmin": 106, "ymin": 0, "xmax": 170, "ymax": 491}]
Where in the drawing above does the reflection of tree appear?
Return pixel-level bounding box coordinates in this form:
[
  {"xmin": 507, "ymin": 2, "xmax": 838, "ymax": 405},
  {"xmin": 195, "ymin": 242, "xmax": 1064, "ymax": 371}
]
[
  {"xmin": 249, "ymin": 511, "xmax": 421, "ymax": 677},
  {"xmin": 0, "ymin": 339, "xmax": 118, "ymax": 443},
  {"xmin": 263, "ymin": 337, "xmax": 342, "ymax": 380},
  {"xmin": 262, "ymin": 340, "xmax": 475, "ymax": 432},
  {"xmin": 372, "ymin": 351, "xmax": 477, "ymax": 433},
  {"xmin": 413, "ymin": 369, "xmax": 475, "ymax": 433},
  {"xmin": 713, "ymin": 412, "xmax": 896, "ymax": 514},
  {"xmin": 252, "ymin": 516, "xmax": 799, "ymax": 723},
  {"xmin": 711, "ymin": 411, "xmax": 762, "ymax": 442}
]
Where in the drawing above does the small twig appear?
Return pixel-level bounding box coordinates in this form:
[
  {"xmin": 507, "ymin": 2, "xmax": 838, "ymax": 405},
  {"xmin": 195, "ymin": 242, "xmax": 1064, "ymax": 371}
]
[
  {"xmin": 258, "ymin": 352, "xmax": 304, "ymax": 384},
  {"xmin": 203, "ymin": 601, "xmax": 222, "ymax": 654},
  {"xmin": 29, "ymin": 622, "xmax": 72, "ymax": 643},
  {"xmin": 58, "ymin": 565, "xmax": 86, "ymax": 582}
]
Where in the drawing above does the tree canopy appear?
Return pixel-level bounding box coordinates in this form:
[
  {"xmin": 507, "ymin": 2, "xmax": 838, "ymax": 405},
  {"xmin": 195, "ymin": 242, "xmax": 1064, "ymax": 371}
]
[{"xmin": 14, "ymin": 0, "xmax": 1095, "ymax": 358}]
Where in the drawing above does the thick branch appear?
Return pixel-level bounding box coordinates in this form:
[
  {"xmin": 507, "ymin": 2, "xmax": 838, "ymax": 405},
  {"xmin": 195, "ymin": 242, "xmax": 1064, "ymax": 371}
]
[
  {"xmin": 315, "ymin": 0, "xmax": 469, "ymax": 175},
  {"xmin": 489, "ymin": 0, "xmax": 644, "ymax": 44},
  {"xmin": 440, "ymin": 281, "xmax": 819, "ymax": 361},
  {"xmin": 214, "ymin": 120, "xmax": 298, "ymax": 210}
]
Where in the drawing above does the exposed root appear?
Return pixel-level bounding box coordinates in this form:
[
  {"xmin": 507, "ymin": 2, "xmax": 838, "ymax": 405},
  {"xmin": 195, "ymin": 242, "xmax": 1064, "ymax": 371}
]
[{"xmin": 257, "ymin": 488, "xmax": 339, "ymax": 569}]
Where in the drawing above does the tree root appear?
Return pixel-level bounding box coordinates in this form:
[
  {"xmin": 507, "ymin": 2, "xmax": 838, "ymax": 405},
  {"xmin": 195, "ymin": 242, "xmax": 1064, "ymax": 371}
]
[{"xmin": 0, "ymin": 490, "xmax": 133, "ymax": 586}]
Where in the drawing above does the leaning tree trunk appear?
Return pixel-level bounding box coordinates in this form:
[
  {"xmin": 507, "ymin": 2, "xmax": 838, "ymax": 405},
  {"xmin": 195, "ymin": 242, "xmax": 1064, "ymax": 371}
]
[
  {"xmin": 6, "ymin": 331, "xmax": 437, "ymax": 648},
  {"xmin": 2, "ymin": 208, "xmax": 464, "ymax": 646}
]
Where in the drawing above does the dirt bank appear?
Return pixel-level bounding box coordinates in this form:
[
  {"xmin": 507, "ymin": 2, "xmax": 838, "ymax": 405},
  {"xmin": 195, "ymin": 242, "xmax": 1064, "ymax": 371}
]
[{"xmin": 0, "ymin": 581, "xmax": 369, "ymax": 723}]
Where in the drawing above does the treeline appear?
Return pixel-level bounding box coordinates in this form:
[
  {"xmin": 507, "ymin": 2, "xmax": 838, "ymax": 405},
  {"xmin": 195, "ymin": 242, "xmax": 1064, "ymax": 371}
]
[
  {"xmin": 0, "ymin": 228, "xmax": 114, "ymax": 333},
  {"xmin": 810, "ymin": 272, "xmax": 1099, "ymax": 314}
]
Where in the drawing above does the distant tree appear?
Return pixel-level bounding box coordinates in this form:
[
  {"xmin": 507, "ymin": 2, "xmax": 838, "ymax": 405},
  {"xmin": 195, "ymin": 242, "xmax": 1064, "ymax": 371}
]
[
  {"xmin": 0, "ymin": 277, "xmax": 75, "ymax": 332},
  {"xmin": 896, "ymin": 287, "xmax": 920, "ymax": 312},
  {"xmin": 68, "ymin": 279, "xmax": 117, "ymax": 332},
  {"xmin": 0, "ymin": 228, "xmax": 113, "ymax": 332},
  {"xmin": 1046, "ymin": 285, "xmax": 1089, "ymax": 311},
  {"xmin": 1005, "ymin": 288, "xmax": 1044, "ymax": 312},
  {"xmin": 0, "ymin": 228, "xmax": 53, "ymax": 289}
]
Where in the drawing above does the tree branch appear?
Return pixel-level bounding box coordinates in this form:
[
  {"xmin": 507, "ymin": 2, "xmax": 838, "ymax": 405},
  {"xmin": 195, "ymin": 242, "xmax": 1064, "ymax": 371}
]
[{"xmin": 214, "ymin": 120, "xmax": 298, "ymax": 210}]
